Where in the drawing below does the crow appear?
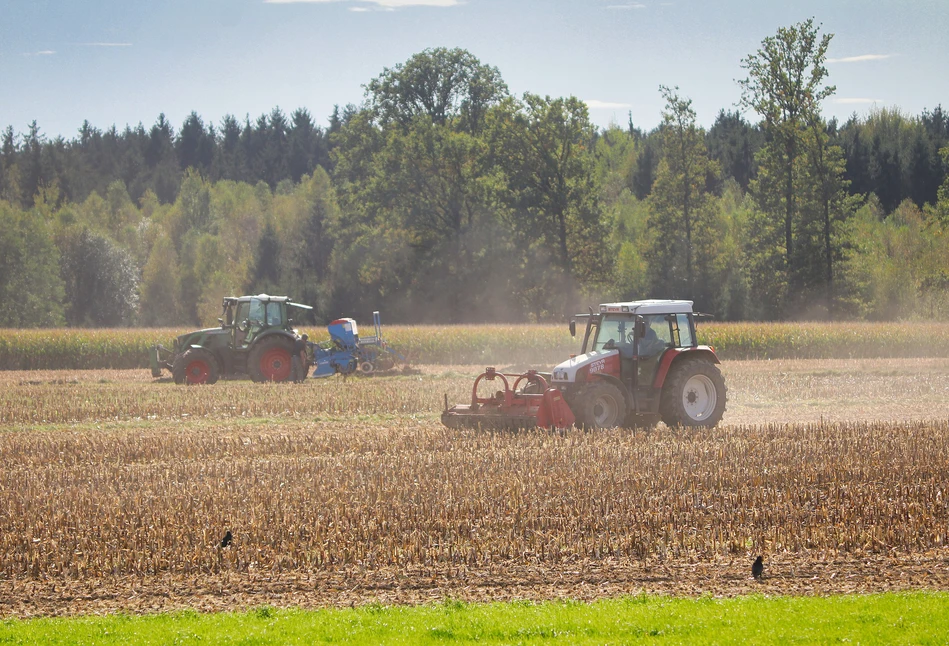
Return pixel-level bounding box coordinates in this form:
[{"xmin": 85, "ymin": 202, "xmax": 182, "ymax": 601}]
[
  {"xmin": 752, "ymin": 555, "xmax": 763, "ymax": 579},
  {"xmin": 221, "ymin": 530, "xmax": 233, "ymax": 548}
]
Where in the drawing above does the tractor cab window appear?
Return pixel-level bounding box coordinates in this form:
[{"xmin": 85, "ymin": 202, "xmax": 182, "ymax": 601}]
[
  {"xmin": 235, "ymin": 301, "xmax": 250, "ymax": 325},
  {"xmin": 233, "ymin": 300, "xmax": 253, "ymax": 347},
  {"xmin": 675, "ymin": 314, "xmax": 694, "ymax": 347},
  {"xmin": 265, "ymin": 302, "xmax": 283, "ymax": 327},
  {"xmin": 636, "ymin": 314, "xmax": 673, "ymax": 386},
  {"xmin": 248, "ymin": 299, "xmax": 265, "ymax": 325},
  {"xmin": 639, "ymin": 315, "xmax": 672, "ymax": 356},
  {"xmin": 592, "ymin": 316, "xmax": 634, "ymax": 353}
]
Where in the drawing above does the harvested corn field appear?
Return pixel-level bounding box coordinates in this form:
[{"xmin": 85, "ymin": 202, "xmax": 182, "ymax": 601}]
[{"xmin": 2, "ymin": 360, "xmax": 949, "ymax": 616}]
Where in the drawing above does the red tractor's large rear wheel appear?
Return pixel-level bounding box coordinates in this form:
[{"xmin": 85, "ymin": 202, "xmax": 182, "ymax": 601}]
[
  {"xmin": 172, "ymin": 348, "xmax": 220, "ymax": 385},
  {"xmin": 659, "ymin": 358, "xmax": 727, "ymax": 428},
  {"xmin": 249, "ymin": 336, "xmax": 295, "ymax": 382}
]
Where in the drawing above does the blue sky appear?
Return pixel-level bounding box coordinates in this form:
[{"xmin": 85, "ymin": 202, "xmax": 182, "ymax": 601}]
[{"xmin": 2, "ymin": 0, "xmax": 947, "ymax": 140}]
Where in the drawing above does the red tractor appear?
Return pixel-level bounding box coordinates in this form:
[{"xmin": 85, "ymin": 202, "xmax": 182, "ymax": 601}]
[{"xmin": 442, "ymin": 300, "xmax": 727, "ymax": 430}]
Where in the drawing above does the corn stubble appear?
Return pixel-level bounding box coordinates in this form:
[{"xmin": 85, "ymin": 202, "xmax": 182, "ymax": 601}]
[{"xmin": 2, "ymin": 414, "xmax": 948, "ymax": 583}]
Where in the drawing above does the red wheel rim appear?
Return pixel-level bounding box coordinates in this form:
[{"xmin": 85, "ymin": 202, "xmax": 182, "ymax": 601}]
[
  {"xmin": 185, "ymin": 359, "xmax": 210, "ymax": 384},
  {"xmin": 260, "ymin": 348, "xmax": 291, "ymax": 381}
]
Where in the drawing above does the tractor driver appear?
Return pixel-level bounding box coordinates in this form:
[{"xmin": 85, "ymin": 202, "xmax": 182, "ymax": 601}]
[
  {"xmin": 637, "ymin": 318, "xmax": 667, "ymax": 357},
  {"xmin": 292, "ymin": 333, "xmax": 310, "ymax": 383}
]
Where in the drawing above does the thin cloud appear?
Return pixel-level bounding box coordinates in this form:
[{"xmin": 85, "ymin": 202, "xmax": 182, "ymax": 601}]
[
  {"xmin": 607, "ymin": 3, "xmax": 646, "ymax": 8},
  {"xmin": 78, "ymin": 42, "xmax": 133, "ymax": 47},
  {"xmin": 835, "ymin": 98, "xmax": 885, "ymax": 105},
  {"xmin": 265, "ymin": 0, "xmax": 460, "ymax": 6},
  {"xmin": 373, "ymin": 0, "xmax": 459, "ymax": 5},
  {"xmin": 23, "ymin": 50, "xmax": 56, "ymax": 56},
  {"xmin": 586, "ymin": 99, "xmax": 633, "ymax": 109},
  {"xmin": 827, "ymin": 54, "xmax": 892, "ymax": 63}
]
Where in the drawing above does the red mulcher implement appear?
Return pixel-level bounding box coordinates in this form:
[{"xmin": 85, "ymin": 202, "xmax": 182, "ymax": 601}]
[
  {"xmin": 441, "ymin": 368, "xmax": 575, "ymax": 430},
  {"xmin": 441, "ymin": 300, "xmax": 727, "ymax": 430}
]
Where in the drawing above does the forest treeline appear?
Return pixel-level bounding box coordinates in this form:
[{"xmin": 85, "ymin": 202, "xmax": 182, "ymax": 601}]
[{"xmin": 2, "ymin": 19, "xmax": 949, "ymax": 327}]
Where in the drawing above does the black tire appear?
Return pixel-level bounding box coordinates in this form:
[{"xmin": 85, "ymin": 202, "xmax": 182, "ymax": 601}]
[
  {"xmin": 659, "ymin": 359, "xmax": 727, "ymax": 428},
  {"xmin": 574, "ymin": 381, "xmax": 626, "ymax": 429},
  {"xmin": 172, "ymin": 347, "xmax": 220, "ymax": 385},
  {"xmin": 248, "ymin": 336, "xmax": 295, "ymax": 383}
]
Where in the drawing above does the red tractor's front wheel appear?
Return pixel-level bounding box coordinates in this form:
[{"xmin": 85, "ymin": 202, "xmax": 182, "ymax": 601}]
[
  {"xmin": 573, "ymin": 381, "xmax": 625, "ymax": 429},
  {"xmin": 172, "ymin": 348, "xmax": 220, "ymax": 385},
  {"xmin": 249, "ymin": 337, "xmax": 295, "ymax": 382}
]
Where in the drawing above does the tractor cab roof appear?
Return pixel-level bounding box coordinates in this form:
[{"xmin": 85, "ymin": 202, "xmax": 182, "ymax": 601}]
[
  {"xmin": 596, "ymin": 299, "xmax": 694, "ymax": 315},
  {"xmin": 222, "ymin": 294, "xmax": 313, "ymax": 310}
]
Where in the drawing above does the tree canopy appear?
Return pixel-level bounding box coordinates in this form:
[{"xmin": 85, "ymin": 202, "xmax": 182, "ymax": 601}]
[{"xmin": 2, "ymin": 34, "xmax": 949, "ymax": 327}]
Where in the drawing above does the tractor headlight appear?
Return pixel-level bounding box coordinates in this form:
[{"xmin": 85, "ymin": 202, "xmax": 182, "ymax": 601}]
[{"xmin": 553, "ymin": 369, "xmax": 568, "ymax": 382}]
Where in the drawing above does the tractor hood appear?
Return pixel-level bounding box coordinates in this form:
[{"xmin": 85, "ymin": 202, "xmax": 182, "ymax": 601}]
[
  {"xmin": 176, "ymin": 327, "xmax": 229, "ymax": 350},
  {"xmin": 550, "ymin": 349, "xmax": 620, "ymax": 385}
]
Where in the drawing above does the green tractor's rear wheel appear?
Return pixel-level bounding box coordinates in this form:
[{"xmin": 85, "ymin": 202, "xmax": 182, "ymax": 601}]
[
  {"xmin": 173, "ymin": 348, "xmax": 220, "ymax": 385},
  {"xmin": 249, "ymin": 336, "xmax": 295, "ymax": 382}
]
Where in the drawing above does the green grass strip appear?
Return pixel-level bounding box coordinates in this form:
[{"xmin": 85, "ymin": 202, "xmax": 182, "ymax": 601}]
[{"xmin": 2, "ymin": 592, "xmax": 948, "ymax": 645}]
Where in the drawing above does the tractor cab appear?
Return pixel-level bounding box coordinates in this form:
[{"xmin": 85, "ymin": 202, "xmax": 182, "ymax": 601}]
[
  {"xmin": 226, "ymin": 295, "xmax": 311, "ymax": 348},
  {"xmin": 580, "ymin": 301, "xmax": 697, "ymax": 391}
]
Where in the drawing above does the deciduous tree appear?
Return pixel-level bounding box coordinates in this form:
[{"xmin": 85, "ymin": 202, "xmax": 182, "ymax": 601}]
[{"xmin": 739, "ymin": 18, "xmax": 835, "ymax": 297}]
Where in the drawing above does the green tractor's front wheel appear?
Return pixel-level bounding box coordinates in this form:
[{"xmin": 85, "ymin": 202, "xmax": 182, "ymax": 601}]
[
  {"xmin": 173, "ymin": 348, "xmax": 220, "ymax": 385},
  {"xmin": 249, "ymin": 336, "xmax": 295, "ymax": 383}
]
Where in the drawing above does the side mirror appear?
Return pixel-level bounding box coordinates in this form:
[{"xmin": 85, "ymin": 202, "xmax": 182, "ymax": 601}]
[
  {"xmin": 218, "ymin": 318, "xmax": 224, "ymax": 328},
  {"xmin": 569, "ymin": 320, "xmax": 576, "ymax": 337}
]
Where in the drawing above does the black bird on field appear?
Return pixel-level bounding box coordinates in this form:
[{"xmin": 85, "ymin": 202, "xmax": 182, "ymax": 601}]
[
  {"xmin": 221, "ymin": 530, "xmax": 233, "ymax": 548},
  {"xmin": 752, "ymin": 555, "xmax": 763, "ymax": 580}
]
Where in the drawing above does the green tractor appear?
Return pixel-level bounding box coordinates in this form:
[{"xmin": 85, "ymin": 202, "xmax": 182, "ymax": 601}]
[{"xmin": 150, "ymin": 294, "xmax": 313, "ymax": 384}]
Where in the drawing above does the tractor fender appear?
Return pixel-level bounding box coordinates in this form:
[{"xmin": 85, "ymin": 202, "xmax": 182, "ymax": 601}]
[
  {"xmin": 253, "ymin": 329, "xmax": 297, "ymax": 343},
  {"xmin": 653, "ymin": 346, "xmax": 720, "ymax": 389}
]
